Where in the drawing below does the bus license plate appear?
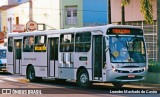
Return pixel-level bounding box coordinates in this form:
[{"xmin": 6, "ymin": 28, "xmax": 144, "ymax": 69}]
[{"xmin": 128, "ymin": 74, "xmax": 135, "ymax": 78}]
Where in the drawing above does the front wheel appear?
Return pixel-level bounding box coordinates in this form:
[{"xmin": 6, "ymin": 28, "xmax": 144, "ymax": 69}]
[{"xmin": 77, "ymin": 69, "xmax": 91, "ymax": 88}]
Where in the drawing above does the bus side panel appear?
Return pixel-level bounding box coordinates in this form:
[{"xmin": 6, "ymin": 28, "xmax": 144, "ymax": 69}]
[
  {"xmin": 22, "ymin": 53, "xmax": 36, "ymax": 75},
  {"xmin": 74, "ymin": 50, "xmax": 92, "ymax": 81},
  {"xmin": 7, "ymin": 52, "xmax": 14, "ymax": 73},
  {"xmin": 22, "ymin": 52, "xmax": 47, "ymax": 77},
  {"xmin": 59, "ymin": 52, "xmax": 74, "ymax": 79},
  {"xmin": 21, "ymin": 66, "xmax": 27, "ymax": 75},
  {"xmin": 35, "ymin": 52, "xmax": 47, "ymax": 77}
]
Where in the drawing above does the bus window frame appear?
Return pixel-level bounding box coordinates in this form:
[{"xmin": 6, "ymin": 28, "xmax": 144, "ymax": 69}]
[
  {"xmin": 75, "ymin": 32, "xmax": 91, "ymax": 52},
  {"xmin": 34, "ymin": 35, "xmax": 47, "ymax": 52},
  {"xmin": 60, "ymin": 33, "xmax": 74, "ymax": 52},
  {"xmin": 8, "ymin": 37, "xmax": 13, "ymax": 52},
  {"xmin": 23, "ymin": 36, "xmax": 34, "ymax": 52}
]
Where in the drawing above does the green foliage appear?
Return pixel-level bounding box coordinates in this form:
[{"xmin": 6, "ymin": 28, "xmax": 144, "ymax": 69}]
[
  {"xmin": 140, "ymin": 0, "xmax": 153, "ymax": 24},
  {"xmin": 120, "ymin": 0, "xmax": 153, "ymax": 24},
  {"xmin": 121, "ymin": 0, "xmax": 130, "ymax": 6},
  {"xmin": 148, "ymin": 61, "xmax": 160, "ymax": 73}
]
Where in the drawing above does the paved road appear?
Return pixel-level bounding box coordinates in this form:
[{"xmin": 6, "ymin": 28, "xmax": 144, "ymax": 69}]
[{"xmin": 0, "ymin": 72, "xmax": 160, "ymax": 97}]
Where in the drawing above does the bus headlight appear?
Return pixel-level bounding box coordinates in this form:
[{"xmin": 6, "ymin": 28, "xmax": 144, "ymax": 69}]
[
  {"xmin": 112, "ymin": 66, "xmax": 116, "ymax": 71},
  {"xmin": 144, "ymin": 66, "xmax": 148, "ymax": 70}
]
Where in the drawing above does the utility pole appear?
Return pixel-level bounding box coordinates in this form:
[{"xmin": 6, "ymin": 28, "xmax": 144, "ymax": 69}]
[
  {"xmin": 108, "ymin": 0, "xmax": 111, "ymax": 24},
  {"xmin": 29, "ymin": 0, "xmax": 33, "ymax": 21}
]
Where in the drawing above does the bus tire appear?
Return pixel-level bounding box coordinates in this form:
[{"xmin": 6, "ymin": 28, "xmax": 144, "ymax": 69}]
[
  {"xmin": 27, "ymin": 66, "xmax": 36, "ymax": 82},
  {"xmin": 77, "ymin": 69, "xmax": 90, "ymax": 88},
  {"xmin": 112, "ymin": 82, "xmax": 124, "ymax": 88}
]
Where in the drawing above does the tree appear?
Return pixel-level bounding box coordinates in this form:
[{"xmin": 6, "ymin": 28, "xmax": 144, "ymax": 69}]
[
  {"xmin": 121, "ymin": 0, "xmax": 130, "ymax": 25},
  {"xmin": 157, "ymin": 0, "xmax": 160, "ymax": 61},
  {"xmin": 140, "ymin": 0, "xmax": 153, "ymax": 24},
  {"xmin": 120, "ymin": 0, "xmax": 153, "ymax": 24}
]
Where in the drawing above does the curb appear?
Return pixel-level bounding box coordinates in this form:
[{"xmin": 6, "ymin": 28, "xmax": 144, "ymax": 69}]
[{"xmin": 128, "ymin": 82, "xmax": 160, "ymax": 88}]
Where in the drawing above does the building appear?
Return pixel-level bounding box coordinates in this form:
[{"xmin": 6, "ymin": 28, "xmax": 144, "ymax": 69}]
[
  {"xmin": 60, "ymin": 0, "xmax": 83, "ymax": 29},
  {"xmin": 0, "ymin": 0, "xmax": 108, "ymax": 34},
  {"xmin": 5, "ymin": 0, "xmax": 60, "ymax": 32},
  {"xmin": 111, "ymin": 0, "xmax": 157, "ymax": 61},
  {"xmin": 83, "ymin": 0, "xmax": 107, "ymax": 27}
]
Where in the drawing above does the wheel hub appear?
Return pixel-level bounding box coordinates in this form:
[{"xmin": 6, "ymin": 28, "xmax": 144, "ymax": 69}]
[{"xmin": 80, "ymin": 74, "xmax": 88, "ymax": 83}]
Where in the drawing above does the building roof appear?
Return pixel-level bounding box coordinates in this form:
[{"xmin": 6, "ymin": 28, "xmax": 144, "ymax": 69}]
[{"xmin": 0, "ymin": 4, "xmax": 18, "ymax": 11}]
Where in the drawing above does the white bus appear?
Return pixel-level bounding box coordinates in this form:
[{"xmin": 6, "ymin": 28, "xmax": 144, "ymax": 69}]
[
  {"xmin": 0, "ymin": 46, "xmax": 7, "ymax": 72},
  {"xmin": 7, "ymin": 25, "xmax": 148, "ymax": 88}
]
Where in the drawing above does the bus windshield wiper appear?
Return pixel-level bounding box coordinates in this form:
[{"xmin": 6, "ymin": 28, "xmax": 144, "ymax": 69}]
[{"xmin": 116, "ymin": 35, "xmax": 128, "ymax": 49}]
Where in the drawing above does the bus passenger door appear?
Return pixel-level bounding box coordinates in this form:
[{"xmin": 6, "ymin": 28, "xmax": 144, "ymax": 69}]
[
  {"xmin": 13, "ymin": 39, "xmax": 22, "ymax": 74},
  {"xmin": 48, "ymin": 38, "xmax": 59, "ymax": 77},
  {"xmin": 93, "ymin": 35, "xmax": 102, "ymax": 80}
]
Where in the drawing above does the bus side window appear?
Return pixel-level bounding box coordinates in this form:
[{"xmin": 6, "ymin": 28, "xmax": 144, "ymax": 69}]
[
  {"xmin": 16, "ymin": 41, "xmax": 21, "ymax": 59},
  {"xmin": 23, "ymin": 36, "xmax": 34, "ymax": 52},
  {"xmin": 34, "ymin": 35, "xmax": 46, "ymax": 52},
  {"xmin": 75, "ymin": 32, "xmax": 91, "ymax": 52},
  {"xmin": 60, "ymin": 34, "xmax": 74, "ymax": 52},
  {"xmin": 8, "ymin": 37, "xmax": 13, "ymax": 52}
]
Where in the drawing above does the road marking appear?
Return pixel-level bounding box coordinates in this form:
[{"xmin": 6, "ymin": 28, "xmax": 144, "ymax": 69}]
[
  {"xmin": 0, "ymin": 80, "xmax": 4, "ymax": 82},
  {"xmin": 2, "ymin": 78, "xmax": 18, "ymax": 82}
]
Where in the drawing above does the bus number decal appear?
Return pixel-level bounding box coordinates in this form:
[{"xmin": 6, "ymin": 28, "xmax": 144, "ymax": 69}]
[{"xmin": 40, "ymin": 67, "xmax": 45, "ymax": 71}]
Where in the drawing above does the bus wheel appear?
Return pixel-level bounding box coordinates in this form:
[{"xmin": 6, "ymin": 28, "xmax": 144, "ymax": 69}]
[
  {"xmin": 27, "ymin": 66, "xmax": 36, "ymax": 82},
  {"xmin": 112, "ymin": 82, "xmax": 124, "ymax": 88},
  {"xmin": 77, "ymin": 69, "xmax": 90, "ymax": 88}
]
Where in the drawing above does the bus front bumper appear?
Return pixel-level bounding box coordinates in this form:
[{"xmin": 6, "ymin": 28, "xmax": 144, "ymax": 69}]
[
  {"xmin": 105, "ymin": 68, "xmax": 148, "ymax": 82},
  {"xmin": 0, "ymin": 64, "xmax": 7, "ymax": 72}
]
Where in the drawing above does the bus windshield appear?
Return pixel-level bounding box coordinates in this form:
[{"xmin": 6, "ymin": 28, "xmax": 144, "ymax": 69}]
[
  {"xmin": 109, "ymin": 36, "xmax": 146, "ymax": 63},
  {"xmin": 0, "ymin": 50, "xmax": 6, "ymax": 59}
]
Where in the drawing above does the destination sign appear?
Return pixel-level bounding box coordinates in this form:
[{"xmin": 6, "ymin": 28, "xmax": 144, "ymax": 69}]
[{"xmin": 107, "ymin": 28, "xmax": 143, "ymax": 35}]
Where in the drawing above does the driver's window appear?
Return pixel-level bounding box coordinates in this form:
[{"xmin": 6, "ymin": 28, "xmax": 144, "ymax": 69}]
[{"xmin": 133, "ymin": 40, "xmax": 145, "ymax": 54}]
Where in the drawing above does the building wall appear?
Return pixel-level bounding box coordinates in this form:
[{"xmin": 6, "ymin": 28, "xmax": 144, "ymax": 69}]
[
  {"xmin": 111, "ymin": 0, "xmax": 157, "ymax": 22},
  {"xmin": 1, "ymin": 11, "xmax": 7, "ymax": 32},
  {"xmin": 5, "ymin": 0, "xmax": 60, "ymax": 33},
  {"xmin": 61, "ymin": 0, "xmax": 83, "ymax": 28},
  {"xmin": 0, "ymin": 0, "xmax": 8, "ymax": 6},
  {"xmin": 32, "ymin": 0, "xmax": 60, "ymax": 29},
  {"xmin": 0, "ymin": 0, "xmax": 8, "ymax": 31},
  {"xmin": 83, "ymin": 0, "xmax": 108, "ymax": 26}
]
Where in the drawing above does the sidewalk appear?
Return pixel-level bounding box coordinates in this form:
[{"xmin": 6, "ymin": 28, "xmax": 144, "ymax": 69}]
[{"xmin": 128, "ymin": 82, "xmax": 160, "ymax": 90}]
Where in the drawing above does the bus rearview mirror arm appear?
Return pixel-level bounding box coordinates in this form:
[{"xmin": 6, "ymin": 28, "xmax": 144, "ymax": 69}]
[{"xmin": 105, "ymin": 45, "xmax": 109, "ymax": 52}]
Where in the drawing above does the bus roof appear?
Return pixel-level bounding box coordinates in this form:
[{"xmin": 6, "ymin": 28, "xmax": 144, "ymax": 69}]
[{"xmin": 8, "ymin": 25, "xmax": 142, "ymax": 37}]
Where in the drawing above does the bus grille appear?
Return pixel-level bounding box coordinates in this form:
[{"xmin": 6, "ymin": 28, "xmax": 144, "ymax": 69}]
[
  {"xmin": 115, "ymin": 69, "xmax": 144, "ymax": 73},
  {"xmin": 116, "ymin": 76, "xmax": 143, "ymax": 80}
]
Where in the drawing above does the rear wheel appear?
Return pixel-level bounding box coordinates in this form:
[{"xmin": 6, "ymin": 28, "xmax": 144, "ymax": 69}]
[
  {"xmin": 77, "ymin": 69, "xmax": 90, "ymax": 88},
  {"xmin": 112, "ymin": 82, "xmax": 124, "ymax": 88},
  {"xmin": 27, "ymin": 66, "xmax": 36, "ymax": 82}
]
